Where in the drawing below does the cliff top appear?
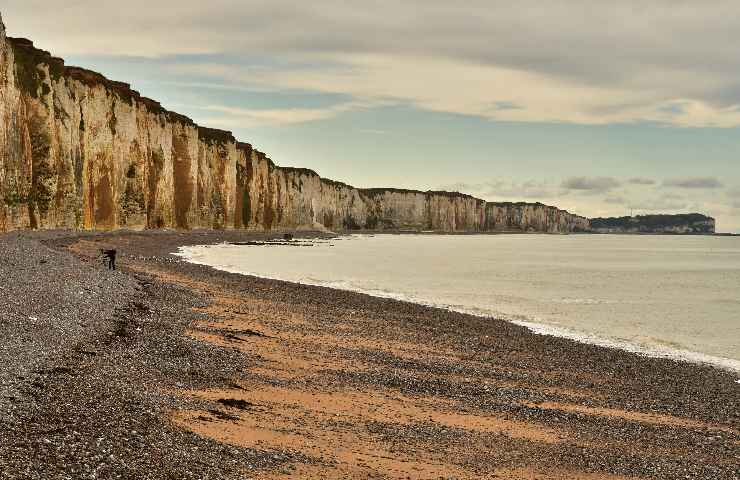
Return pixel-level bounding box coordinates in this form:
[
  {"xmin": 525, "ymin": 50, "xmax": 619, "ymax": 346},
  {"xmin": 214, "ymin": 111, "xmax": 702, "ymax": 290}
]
[
  {"xmin": 359, "ymin": 187, "xmax": 478, "ymax": 199},
  {"xmin": 5, "ymin": 36, "xmax": 245, "ymax": 145},
  {"xmin": 591, "ymin": 213, "xmax": 715, "ymax": 229}
]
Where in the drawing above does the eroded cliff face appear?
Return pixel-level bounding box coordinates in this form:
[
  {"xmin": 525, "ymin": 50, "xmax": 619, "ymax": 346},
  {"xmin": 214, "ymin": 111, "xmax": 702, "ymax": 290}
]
[{"xmin": 0, "ymin": 16, "xmax": 589, "ymax": 234}]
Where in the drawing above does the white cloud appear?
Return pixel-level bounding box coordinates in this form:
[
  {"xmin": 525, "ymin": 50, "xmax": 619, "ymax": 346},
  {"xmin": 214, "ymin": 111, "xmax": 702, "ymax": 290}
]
[
  {"xmin": 628, "ymin": 177, "xmax": 656, "ymax": 185},
  {"xmin": 561, "ymin": 176, "xmax": 621, "ymax": 191},
  {"xmin": 626, "ymin": 198, "xmax": 689, "ymax": 212},
  {"xmin": 604, "ymin": 196, "xmax": 627, "ymax": 205},
  {"xmin": 166, "ymin": 55, "xmax": 740, "ymax": 127},
  {"xmin": 6, "ymin": 2, "xmax": 740, "ymax": 126},
  {"xmin": 438, "ymin": 179, "xmax": 563, "ymax": 202},
  {"xmin": 194, "ymin": 100, "xmax": 376, "ymax": 127},
  {"xmin": 728, "ymin": 188, "xmax": 740, "ymax": 209},
  {"xmin": 664, "ymin": 177, "xmax": 724, "ymax": 189}
]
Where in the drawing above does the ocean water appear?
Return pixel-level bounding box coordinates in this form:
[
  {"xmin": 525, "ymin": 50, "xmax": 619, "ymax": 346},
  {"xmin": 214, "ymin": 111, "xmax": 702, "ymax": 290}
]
[{"xmin": 177, "ymin": 234, "xmax": 740, "ymax": 372}]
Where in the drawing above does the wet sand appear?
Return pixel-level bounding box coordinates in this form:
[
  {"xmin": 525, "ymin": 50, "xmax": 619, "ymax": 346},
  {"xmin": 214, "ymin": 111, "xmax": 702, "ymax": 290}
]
[{"xmin": 3, "ymin": 229, "xmax": 738, "ymax": 479}]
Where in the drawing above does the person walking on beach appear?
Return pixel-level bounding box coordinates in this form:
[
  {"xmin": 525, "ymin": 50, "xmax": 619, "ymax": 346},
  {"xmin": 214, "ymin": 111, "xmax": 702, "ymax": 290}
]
[{"xmin": 101, "ymin": 249, "xmax": 117, "ymax": 270}]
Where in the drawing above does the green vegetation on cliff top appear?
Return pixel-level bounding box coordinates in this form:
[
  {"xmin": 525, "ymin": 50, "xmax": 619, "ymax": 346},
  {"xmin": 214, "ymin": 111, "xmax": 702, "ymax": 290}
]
[{"xmin": 591, "ymin": 214, "xmax": 715, "ymax": 232}]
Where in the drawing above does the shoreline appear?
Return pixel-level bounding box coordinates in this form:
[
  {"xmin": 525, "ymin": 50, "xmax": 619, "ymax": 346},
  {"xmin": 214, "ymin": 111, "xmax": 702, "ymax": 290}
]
[
  {"xmin": 176, "ymin": 238, "xmax": 740, "ymax": 374},
  {"xmin": 1, "ymin": 229, "xmax": 738, "ymax": 479}
]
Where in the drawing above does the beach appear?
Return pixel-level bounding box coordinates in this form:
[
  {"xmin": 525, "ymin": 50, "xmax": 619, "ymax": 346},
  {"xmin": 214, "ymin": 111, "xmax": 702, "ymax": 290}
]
[
  {"xmin": 177, "ymin": 234, "xmax": 740, "ymax": 367},
  {"xmin": 0, "ymin": 230, "xmax": 738, "ymax": 479}
]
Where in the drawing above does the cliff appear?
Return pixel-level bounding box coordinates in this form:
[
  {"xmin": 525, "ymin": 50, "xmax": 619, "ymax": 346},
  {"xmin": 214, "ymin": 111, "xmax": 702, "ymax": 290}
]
[
  {"xmin": 590, "ymin": 214, "xmax": 715, "ymax": 234},
  {"xmin": 0, "ymin": 15, "xmax": 589, "ymax": 234}
]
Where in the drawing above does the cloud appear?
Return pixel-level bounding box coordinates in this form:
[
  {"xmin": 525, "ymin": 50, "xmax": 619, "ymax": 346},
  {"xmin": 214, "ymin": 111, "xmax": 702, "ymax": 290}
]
[
  {"xmin": 626, "ymin": 191, "xmax": 692, "ymax": 212},
  {"xmin": 728, "ymin": 188, "xmax": 740, "ymax": 209},
  {"xmin": 437, "ymin": 179, "xmax": 562, "ymax": 201},
  {"xmin": 663, "ymin": 177, "xmax": 724, "ymax": 189},
  {"xmin": 628, "ymin": 177, "xmax": 656, "ymax": 185},
  {"xmin": 661, "ymin": 191, "xmax": 684, "ymax": 200},
  {"xmin": 169, "ymin": 56, "xmax": 740, "ymax": 127},
  {"xmin": 7, "ymin": 2, "xmax": 740, "ymax": 126},
  {"xmin": 657, "ymin": 101, "xmax": 689, "ymax": 115},
  {"xmin": 604, "ymin": 196, "xmax": 627, "ymax": 205},
  {"xmin": 489, "ymin": 101, "xmax": 523, "ymax": 111},
  {"xmin": 561, "ymin": 176, "xmax": 620, "ymax": 191},
  {"xmin": 357, "ymin": 128, "xmax": 392, "ymax": 135},
  {"xmin": 193, "ymin": 100, "xmax": 376, "ymax": 127},
  {"xmin": 627, "ymin": 199, "xmax": 689, "ymax": 212}
]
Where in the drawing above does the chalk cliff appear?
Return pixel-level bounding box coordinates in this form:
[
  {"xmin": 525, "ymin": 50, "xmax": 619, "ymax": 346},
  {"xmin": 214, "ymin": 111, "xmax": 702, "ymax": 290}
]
[{"xmin": 0, "ymin": 15, "xmax": 589, "ymax": 233}]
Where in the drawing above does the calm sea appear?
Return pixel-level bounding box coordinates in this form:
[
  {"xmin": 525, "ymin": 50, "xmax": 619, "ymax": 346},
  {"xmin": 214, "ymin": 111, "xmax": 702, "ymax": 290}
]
[{"xmin": 178, "ymin": 234, "xmax": 740, "ymax": 372}]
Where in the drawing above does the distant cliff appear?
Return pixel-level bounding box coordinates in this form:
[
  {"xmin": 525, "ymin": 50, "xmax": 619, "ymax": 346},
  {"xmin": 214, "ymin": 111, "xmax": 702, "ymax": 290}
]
[
  {"xmin": 0, "ymin": 15, "xmax": 589, "ymax": 234},
  {"xmin": 590, "ymin": 214, "xmax": 715, "ymax": 234}
]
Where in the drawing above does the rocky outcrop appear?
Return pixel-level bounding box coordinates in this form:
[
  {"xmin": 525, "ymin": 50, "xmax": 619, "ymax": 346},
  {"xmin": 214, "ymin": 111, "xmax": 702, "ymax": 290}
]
[
  {"xmin": 590, "ymin": 214, "xmax": 715, "ymax": 234},
  {"xmin": 0, "ymin": 15, "xmax": 589, "ymax": 233}
]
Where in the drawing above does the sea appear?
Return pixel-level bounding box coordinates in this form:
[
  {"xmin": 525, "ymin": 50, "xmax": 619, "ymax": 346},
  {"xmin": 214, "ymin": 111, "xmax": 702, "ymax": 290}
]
[{"xmin": 177, "ymin": 234, "xmax": 740, "ymax": 373}]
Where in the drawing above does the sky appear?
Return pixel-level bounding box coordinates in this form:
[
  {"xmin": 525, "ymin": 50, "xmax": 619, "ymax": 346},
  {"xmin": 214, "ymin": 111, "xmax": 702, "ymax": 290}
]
[{"xmin": 3, "ymin": 1, "xmax": 740, "ymax": 232}]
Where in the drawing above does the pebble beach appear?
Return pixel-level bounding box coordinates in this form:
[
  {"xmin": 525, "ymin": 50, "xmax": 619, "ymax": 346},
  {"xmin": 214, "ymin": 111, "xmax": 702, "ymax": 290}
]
[{"xmin": 0, "ymin": 230, "xmax": 738, "ymax": 479}]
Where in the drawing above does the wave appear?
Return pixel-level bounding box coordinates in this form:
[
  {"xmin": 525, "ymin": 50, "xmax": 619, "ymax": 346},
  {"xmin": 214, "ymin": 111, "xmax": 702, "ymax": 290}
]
[{"xmin": 175, "ymin": 244, "xmax": 740, "ymax": 374}]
